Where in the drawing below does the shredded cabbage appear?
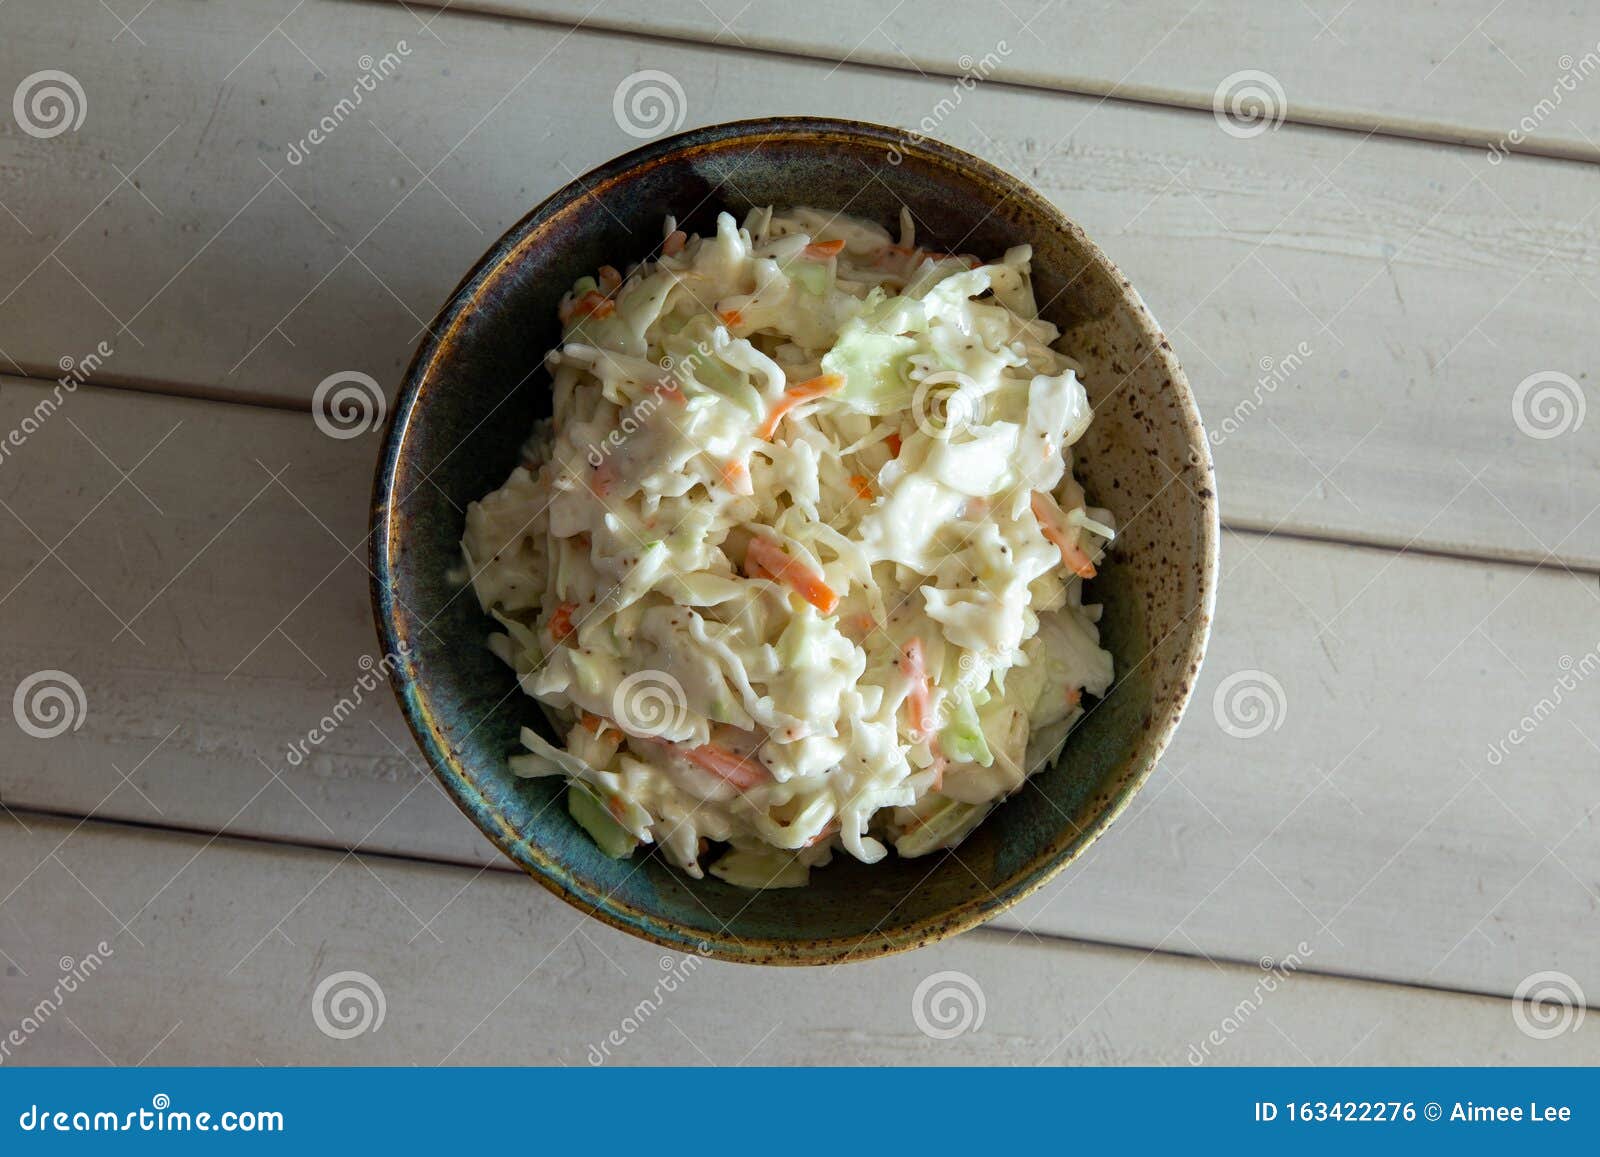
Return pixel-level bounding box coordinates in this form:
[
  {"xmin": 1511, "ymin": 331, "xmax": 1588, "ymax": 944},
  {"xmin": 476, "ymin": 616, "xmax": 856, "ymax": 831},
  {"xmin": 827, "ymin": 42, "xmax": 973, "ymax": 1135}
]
[{"xmin": 461, "ymin": 207, "xmax": 1114, "ymax": 886}]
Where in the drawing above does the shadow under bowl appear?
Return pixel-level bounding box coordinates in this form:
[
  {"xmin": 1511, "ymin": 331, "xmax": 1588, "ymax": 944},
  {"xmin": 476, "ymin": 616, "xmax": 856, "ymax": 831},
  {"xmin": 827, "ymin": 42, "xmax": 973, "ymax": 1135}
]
[{"xmin": 371, "ymin": 116, "xmax": 1219, "ymax": 965}]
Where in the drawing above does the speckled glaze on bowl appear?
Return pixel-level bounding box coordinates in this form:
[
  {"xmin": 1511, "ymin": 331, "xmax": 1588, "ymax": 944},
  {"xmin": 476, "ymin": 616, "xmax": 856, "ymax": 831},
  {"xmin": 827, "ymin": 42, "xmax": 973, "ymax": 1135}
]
[{"xmin": 371, "ymin": 116, "xmax": 1218, "ymax": 965}]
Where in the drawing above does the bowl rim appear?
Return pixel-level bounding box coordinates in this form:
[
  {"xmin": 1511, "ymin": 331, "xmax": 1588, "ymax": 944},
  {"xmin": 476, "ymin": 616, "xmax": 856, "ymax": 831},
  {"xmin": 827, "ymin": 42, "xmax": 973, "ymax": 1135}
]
[{"xmin": 371, "ymin": 115, "xmax": 1220, "ymax": 965}]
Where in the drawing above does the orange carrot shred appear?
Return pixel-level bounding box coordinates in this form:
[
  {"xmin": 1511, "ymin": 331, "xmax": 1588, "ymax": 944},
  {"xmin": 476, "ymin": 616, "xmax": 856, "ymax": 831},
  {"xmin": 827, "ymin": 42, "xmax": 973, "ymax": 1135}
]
[
  {"xmin": 589, "ymin": 460, "xmax": 618, "ymax": 498},
  {"xmin": 570, "ymin": 290, "xmax": 615, "ymax": 321},
  {"xmin": 805, "ymin": 820, "xmax": 840, "ymax": 847},
  {"xmin": 682, "ymin": 743, "xmax": 769, "ymax": 791},
  {"xmin": 804, "ymin": 238, "xmax": 846, "ymax": 258},
  {"xmin": 744, "ymin": 536, "xmax": 839, "ymax": 614},
  {"xmin": 900, "ymin": 639, "xmax": 933, "ymax": 740},
  {"xmin": 721, "ymin": 459, "xmax": 752, "ymax": 495},
  {"xmin": 662, "ymin": 229, "xmax": 687, "ymax": 256},
  {"xmin": 849, "ymin": 474, "xmax": 874, "ymax": 500},
  {"xmin": 718, "ymin": 308, "xmax": 744, "ymax": 328},
  {"xmin": 885, "ymin": 431, "xmax": 902, "ymax": 458},
  {"xmin": 549, "ymin": 602, "xmax": 577, "ymax": 643},
  {"xmin": 1031, "ymin": 491, "xmax": 1097, "ymax": 578},
  {"xmin": 755, "ymin": 372, "xmax": 844, "ymax": 440}
]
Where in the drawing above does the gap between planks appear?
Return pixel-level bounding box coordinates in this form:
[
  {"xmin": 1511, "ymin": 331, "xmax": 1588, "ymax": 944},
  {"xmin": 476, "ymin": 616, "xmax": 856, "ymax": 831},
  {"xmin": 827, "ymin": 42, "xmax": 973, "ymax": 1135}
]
[
  {"xmin": 8, "ymin": 364, "xmax": 1596, "ymax": 580},
  {"xmin": 362, "ymin": 0, "xmax": 1600, "ymax": 168},
  {"xmin": 4, "ymin": 802, "xmax": 1558, "ymax": 1011}
]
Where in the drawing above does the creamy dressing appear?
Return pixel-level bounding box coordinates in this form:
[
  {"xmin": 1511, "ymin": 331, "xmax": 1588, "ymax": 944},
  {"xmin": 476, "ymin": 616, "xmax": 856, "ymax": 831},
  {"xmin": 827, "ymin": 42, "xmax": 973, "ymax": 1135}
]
[{"xmin": 461, "ymin": 207, "xmax": 1115, "ymax": 887}]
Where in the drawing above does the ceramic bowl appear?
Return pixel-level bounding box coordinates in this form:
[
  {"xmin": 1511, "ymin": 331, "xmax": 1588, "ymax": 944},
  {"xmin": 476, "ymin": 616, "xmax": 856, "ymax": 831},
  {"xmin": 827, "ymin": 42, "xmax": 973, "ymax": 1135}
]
[{"xmin": 371, "ymin": 116, "xmax": 1218, "ymax": 964}]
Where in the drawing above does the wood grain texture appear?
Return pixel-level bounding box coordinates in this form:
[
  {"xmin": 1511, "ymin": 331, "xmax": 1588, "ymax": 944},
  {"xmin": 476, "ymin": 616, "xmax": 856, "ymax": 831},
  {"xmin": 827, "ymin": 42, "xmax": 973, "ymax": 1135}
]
[
  {"xmin": 2, "ymin": 378, "xmax": 1596, "ymax": 1000},
  {"xmin": 1, "ymin": 1, "xmax": 1598, "ymax": 565},
  {"xmin": 376, "ymin": 0, "xmax": 1600, "ymax": 159},
  {"xmin": 3, "ymin": 814, "xmax": 1592, "ymax": 1065}
]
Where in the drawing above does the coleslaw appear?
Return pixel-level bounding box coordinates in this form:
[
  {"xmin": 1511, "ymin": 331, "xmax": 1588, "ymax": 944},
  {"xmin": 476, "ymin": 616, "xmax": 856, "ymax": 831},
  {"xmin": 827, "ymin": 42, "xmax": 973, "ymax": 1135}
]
[{"xmin": 460, "ymin": 206, "xmax": 1114, "ymax": 888}]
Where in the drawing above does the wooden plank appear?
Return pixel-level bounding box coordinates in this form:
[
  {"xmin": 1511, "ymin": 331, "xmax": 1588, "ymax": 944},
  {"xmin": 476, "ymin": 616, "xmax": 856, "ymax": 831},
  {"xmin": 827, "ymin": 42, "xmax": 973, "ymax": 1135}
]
[
  {"xmin": 2, "ymin": 378, "xmax": 1596, "ymax": 1000},
  {"xmin": 2, "ymin": 1, "xmax": 1599, "ymax": 563},
  {"xmin": 2, "ymin": 814, "xmax": 1592, "ymax": 1065},
  {"xmin": 381, "ymin": 0, "xmax": 1600, "ymax": 160}
]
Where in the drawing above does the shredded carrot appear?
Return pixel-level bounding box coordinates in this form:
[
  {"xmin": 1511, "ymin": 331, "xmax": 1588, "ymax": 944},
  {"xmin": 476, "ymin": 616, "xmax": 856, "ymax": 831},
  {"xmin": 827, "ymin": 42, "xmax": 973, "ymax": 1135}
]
[
  {"xmin": 662, "ymin": 229, "xmax": 687, "ymax": 257},
  {"xmin": 755, "ymin": 372, "xmax": 844, "ymax": 440},
  {"xmin": 597, "ymin": 265, "xmax": 622, "ymax": 293},
  {"xmin": 805, "ymin": 820, "xmax": 841, "ymax": 847},
  {"xmin": 579, "ymin": 713, "xmax": 604, "ymax": 733},
  {"xmin": 1031, "ymin": 491, "xmax": 1097, "ymax": 578},
  {"xmin": 721, "ymin": 459, "xmax": 753, "ymax": 495},
  {"xmin": 803, "ymin": 238, "xmax": 846, "ymax": 259},
  {"xmin": 589, "ymin": 460, "xmax": 618, "ymax": 498},
  {"xmin": 900, "ymin": 639, "xmax": 934, "ymax": 741},
  {"xmin": 653, "ymin": 378, "xmax": 686, "ymax": 404},
  {"xmin": 1066, "ymin": 688, "xmax": 1083, "ymax": 709},
  {"xmin": 606, "ymin": 795, "xmax": 629, "ymax": 823},
  {"xmin": 849, "ymin": 474, "xmax": 874, "ymax": 500},
  {"xmin": 744, "ymin": 536, "xmax": 839, "ymax": 614},
  {"xmin": 718, "ymin": 308, "xmax": 744, "ymax": 328},
  {"xmin": 569, "ymin": 290, "xmax": 615, "ymax": 321},
  {"xmin": 682, "ymin": 743, "xmax": 769, "ymax": 791},
  {"xmin": 549, "ymin": 602, "xmax": 577, "ymax": 643},
  {"xmin": 885, "ymin": 431, "xmax": 902, "ymax": 458}
]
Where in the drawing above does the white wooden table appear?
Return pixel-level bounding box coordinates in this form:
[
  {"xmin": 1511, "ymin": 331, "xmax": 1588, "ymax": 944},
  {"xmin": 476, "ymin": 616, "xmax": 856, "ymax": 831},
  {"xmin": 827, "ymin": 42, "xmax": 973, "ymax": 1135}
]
[{"xmin": 1, "ymin": 0, "xmax": 1596, "ymax": 1065}]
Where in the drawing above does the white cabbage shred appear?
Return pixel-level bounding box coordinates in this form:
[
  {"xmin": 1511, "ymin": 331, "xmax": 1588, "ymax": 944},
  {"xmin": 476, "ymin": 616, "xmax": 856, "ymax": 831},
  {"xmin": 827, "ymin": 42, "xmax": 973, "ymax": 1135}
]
[{"xmin": 460, "ymin": 207, "xmax": 1115, "ymax": 888}]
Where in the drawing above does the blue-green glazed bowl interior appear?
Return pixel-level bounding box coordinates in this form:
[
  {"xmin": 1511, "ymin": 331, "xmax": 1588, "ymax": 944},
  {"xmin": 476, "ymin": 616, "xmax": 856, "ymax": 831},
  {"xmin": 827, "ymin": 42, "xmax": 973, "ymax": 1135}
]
[{"xmin": 372, "ymin": 117, "xmax": 1218, "ymax": 964}]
